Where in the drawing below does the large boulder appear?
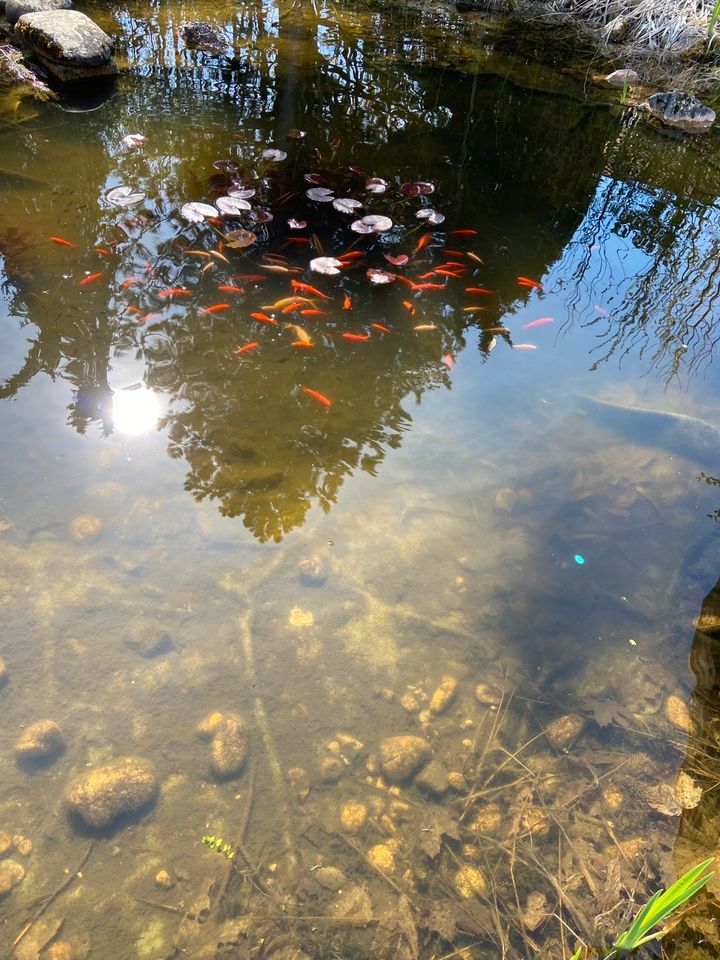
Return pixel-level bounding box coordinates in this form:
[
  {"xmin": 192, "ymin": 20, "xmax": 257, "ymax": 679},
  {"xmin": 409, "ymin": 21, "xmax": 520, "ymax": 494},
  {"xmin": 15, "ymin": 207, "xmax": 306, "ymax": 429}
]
[
  {"xmin": 14, "ymin": 10, "xmax": 117, "ymax": 81},
  {"xmin": 641, "ymin": 91, "xmax": 715, "ymax": 133},
  {"xmin": 66, "ymin": 756, "xmax": 157, "ymax": 829},
  {"xmin": 5, "ymin": 0, "xmax": 72, "ymax": 26}
]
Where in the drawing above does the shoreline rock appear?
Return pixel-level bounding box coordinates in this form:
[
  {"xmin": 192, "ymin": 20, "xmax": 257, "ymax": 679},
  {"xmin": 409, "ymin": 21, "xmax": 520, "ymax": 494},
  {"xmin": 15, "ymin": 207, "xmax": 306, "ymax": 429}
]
[{"xmin": 15, "ymin": 10, "xmax": 117, "ymax": 82}]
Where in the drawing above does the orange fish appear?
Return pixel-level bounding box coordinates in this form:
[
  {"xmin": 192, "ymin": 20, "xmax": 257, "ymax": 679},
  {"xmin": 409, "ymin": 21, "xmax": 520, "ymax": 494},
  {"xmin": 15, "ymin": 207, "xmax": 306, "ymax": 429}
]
[
  {"xmin": 125, "ymin": 306, "xmax": 143, "ymax": 314},
  {"xmin": 80, "ymin": 272, "xmax": 103, "ymax": 285},
  {"xmin": 301, "ymin": 386, "xmax": 331, "ymax": 407},
  {"xmin": 450, "ymin": 229, "xmax": 477, "ymax": 236},
  {"xmin": 122, "ymin": 277, "xmax": 142, "ymax": 288},
  {"xmin": 464, "ymin": 307, "xmax": 488, "ymax": 313},
  {"xmin": 415, "ymin": 232, "xmax": 433, "ymax": 253},
  {"xmin": 201, "ymin": 303, "xmax": 231, "ymax": 313},
  {"xmin": 414, "ymin": 324, "xmax": 437, "ymax": 331},
  {"xmin": 371, "ymin": 322, "xmax": 391, "ymax": 333},
  {"xmin": 442, "ymin": 354, "xmax": 454, "ymax": 368},
  {"xmin": 50, "ymin": 236, "xmax": 76, "ymax": 247},
  {"xmin": 338, "ymin": 251, "xmax": 364, "ymax": 260},
  {"xmin": 136, "ymin": 312, "xmax": 159, "ymax": 324},
  {"xmin": 343, "ymin": 294, "xmax": 352, "ymax": 310},
  {"xmin": 251, "ymin": 311, "xmax": 277, "ymax": 325},
  {"xmin": 287, "ymin": 324, "xmax": 312, "ymax": 343},
  {"xmin": 416, "ymin": 271, "xmax": 436, "ymax": 280},
  {"xmin": 260, "ymin": 264, "xmax": 293, "ymax": 273},
  {"xmin": 291, "ymin": 340, "xmax": 314, "ymax": 348},
  {"xmin": 523, "ymin": 317, "xmax": 554, "ymax": 329},
  {"xmin": 415, "ymin": 282, "xmax": 445, "ymax": 291},
  {"xmin": 236, "ymin": 274, "xmax": 267, "ymax": 281},
  {"xmin": 441, "ymin": 249, "xmax": 465, "ymax": 257},
  {"xmin": 342, "ymin": 332, "xmax": 370, "ymax": 341},
  {"xmin": 301, "ymin": 309, "xmax": 327, "ymax": 316},
  {"xmin": 466, "ymin": 287, "xmax": 494, "ymax": 295},
  {"xmin": 435, "ymin": 268, "xmax": 465, "ymax": 278},
  {"xmin": 284, "ymin": 237, "xmax": 311, "ymax": 244},
  {"xmin": 94, "ymin": 247, "xmax": 110, "ymax": 255},
  {"xmin": 517, "ymin": 276, "xmax": 544, "ymax": 290},
  {"xmin": 467, "ymin": 252, "xmax": 485, "ymax": 265},
  {"xmin": 292, "ymin": 279, "xmax": 330, "ymax": 300},
  {"xmin": 234, "ymin": 342, "xmax": 259, "ymax": 354},
  {"xmin": 217, "ymin": 284, "xmax": 245, "ymax": 294},
  {"xmin": 401, "ymin": 300, "xmax": 416, "ymax": 316},
  {"xmin": 158, "ymin": 287, "xmax": 192, "ymax": 296}
]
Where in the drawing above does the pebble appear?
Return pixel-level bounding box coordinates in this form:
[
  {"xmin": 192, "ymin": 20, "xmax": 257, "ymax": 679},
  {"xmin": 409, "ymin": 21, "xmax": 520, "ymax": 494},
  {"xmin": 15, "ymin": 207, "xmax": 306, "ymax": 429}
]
[
  {"xmin": 335, "ymin": 733, "xmax": 364, "ymax": 761},
  {"xmin": 13, "ymin": 835, "xmax": 32, "ymax": 856},
  {"xmin": 66, "ymin": 756, "xmax": 158, "ymax": 829},
  {"xmin": 545, "ymin": 713, "xmax": 585, "ymax": 749},
  {"xmin": 602, "ymin": 784, "xmax": 623, "ymax": 810},
  {"xmin": 70, "ymin": 514, "xmax": 103, "ymax": 542},
  {"xmin": 0, "ymin": 832, "xmax": 12, "ymax": 857},
  {"xmin": 210, "ymin": 713, "xmax": 249, "ymax": 779},
  {"xmin": 367, "ymin": 842, "xmax": 396, "ymax": 873},
  {"xmin": 318, "ymin": 756, "xmax": 344, "ymax": 782},
  {"xmin": 475, "ymin": 681, "xmax": 502, "ymax": 707},
  {"xmin": 340, "ymin": 802, "xmax": 368, "ymax": 833},
  {"xmin": 313, "ymin": 866, "xmax": 346, "ymax": 891},
  {"xmin": 298, "ymin": 555, "xmax": 328, "ymax": 586},
  {"xmin": 429, "ymin": 676, "xmax": 458, "ymax": 715},
  {"xmin": 467, "ymin": 803, "xmax": 501, "ymax": 833},
  {"xmin": 447, "ymin": 771, "xmax": 466, "ymax": 791},
  {"xmin": 289, "ymin": 607, "xmax": 314, "ymax": 627},
  {"xmin": 400, "ymin": 692, "xmax": 420, "ymax": 713},
  {"xmin": 664, "ymin": 694, "xmax": 690, "ymax": 731},
  {"xmin": 46, "ymin": 944, "xmax": 73, "ymax": 960},
  {"xmin": 15, "ymin": 719, "xmax": 65, "ymax": 760},
  {"xmin": 415, "ymin": 759, "xmax": 449, "ymax": 797},
  {"xmin": 454, "ymin": 863, "xmax": 486, "ymax": 898},
  {"xmin": 288, "ymin": 766, "xmax": 310, "ymax": 800},
  {"xmin": 155, "ymin": 869, "xmax": 173, "ymax": 889},
  {"xmin": 379, "ymin": 736, "xmax": 431, "ymax": 784},
  {"xmin": 195, "ymin": 711, "xmax": 224, "ymax": 741},
  {"xmin": 0, "ymin": 858, "xmax": 25, "ymax": 896}
]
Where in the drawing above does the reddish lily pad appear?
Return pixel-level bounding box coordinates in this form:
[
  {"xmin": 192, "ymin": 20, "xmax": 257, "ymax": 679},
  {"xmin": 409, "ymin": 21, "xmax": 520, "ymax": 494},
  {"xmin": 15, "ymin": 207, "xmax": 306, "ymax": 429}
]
[
  {"xmin": 365, "ymin": 177, "xmax": 388, "ymax": 194},
  {"xmin": 400, "ymin": 181, "xmax": 435, "ymax": 196},
  {"xmin": 384, "ymin": 253, "xmax": 409, "ymax": 266}
]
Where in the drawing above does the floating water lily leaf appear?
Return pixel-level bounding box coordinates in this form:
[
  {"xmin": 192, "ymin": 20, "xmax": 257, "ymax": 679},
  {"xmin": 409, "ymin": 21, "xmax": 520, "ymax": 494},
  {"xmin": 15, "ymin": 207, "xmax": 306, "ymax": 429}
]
[
  {"xmin": 180, "ymin": 201, "xmax": 219, "ymax": 222},
  {"xmin": 227, "ymin": 187, "xmax": 256, "ymax": 200},
  {"xmin": 310, "ymin": 256, "xmax": 343, "ymax": 275},
  {"xmin": 213, "ymin": 159, "xmax": 240, "ymax": 172},
  {"xmin": 306, "ymin": 187, "xmax": 334, "ymax": 202},
  {"xmin": 287, "ymin": 128, "xmax": 306, "ymax": 138},
  {"xmin": 106, "ymin": 185, "xmax": 146, "ymax": 207},
  {"xmin": 332, "ymin": 197, "xmax": 363, "ymax": 214},
  {"xmin": 352, "ymin": 214, "xmax": 393, "ymax": 233},
  {"xmin": 224, "ymin": 228, "xmax": 256, "ymax": 248},
  {"xmin": 288, "ymin": 218, "xmax": 307, "ymax": 229},
  {"xmin": 304, "ymin": 173, "xmax": 326, "ymax": 185},
  {"xmin": 262, "ymin": 148, "xmax": 287, "ymax": 161},
  {"xmin": 400, "ymin": 180, "xmax": 435, "ymax": 196},
  {"xmin": 367, "ymin": 268, "xmax": 395, "ymax": 284},
  {"xmin": 365, "ymin": 177, "xmax": 388, "ymax": 194},
  {"xmin": 384, "ymin": 253, "xmax": 409, "ymax": 266},
  {"xmin": 416, "ymin": 208, "xmax": 445, "ymax": 225},
  {"xmin": 216, "ymin": 196, "xmax": 252, "ymax": 215},
  {"xmin": 121, "ymin": 134, "xmax": 147, "ymax": 147}
]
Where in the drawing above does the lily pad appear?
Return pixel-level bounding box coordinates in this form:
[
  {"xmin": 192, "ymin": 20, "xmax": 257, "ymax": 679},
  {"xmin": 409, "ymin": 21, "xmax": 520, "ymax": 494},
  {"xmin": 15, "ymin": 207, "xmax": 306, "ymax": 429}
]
[
  {"xmin": 121, "ymin": 134, "xmax": 147, "ymax": 148},
  {"xmin": 306, "ymin": 187, "xmax": 335, "ymax": 202},
  {"xmin": 262, "ymin": 148, "xmax": 287, "ymax": 161},
  {"xmin": 180, "ymin": 201, "xmax": 219, "ymax": 222},
  {"xmin": 351, "ymin": 214, "xmax": 393, "ymax": 233},
  {"xmin": 400, "ymin": 180, "xmax": 435, "ymax": 196},
  {"xmin": 106, "ymin": 185, "xmax": 146, "ymax": 207},
  {"xmin": 224, "ymin": 228, "xmax": 257, "ymax": 249},
  {"xmin": 310, "ymin": 257, "xmax": 344, "ymax": 275},
  {"xmin": 365, "ymin": 177, "xmax": 388, "ymax": 194},
  {"xmin": 384, "ymin": 253, "xmax": 408, "ymax": 266},
  {"xmin": 417, "ymin": 208, "xmax": 445, "ymax": 225},
  {"xmin": 367, "ymin": 268, "xmax": 395, "ymax": 284},
  {"xmin": 216, "ymin": 196, "xmax": 252, "ymax": 215},
  {"xmin": 227, "ymin": 187, "xmax": 256, "ymax": 200},
  {"xmin": 288, "ymin": 218, "xmax": 307, "ymax": 229},
  {"xmin": 333, "ymin": 197, "xmax": 363, "ymax": 214}
]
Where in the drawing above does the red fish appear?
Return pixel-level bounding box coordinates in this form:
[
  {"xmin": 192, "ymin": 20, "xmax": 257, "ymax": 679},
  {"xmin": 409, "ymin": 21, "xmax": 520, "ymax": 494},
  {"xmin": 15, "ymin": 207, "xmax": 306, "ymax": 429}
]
[
  {"xmin": 450, "ymin": 229, "xmax": 478, "ymax": 236},
  {"xmin": 401, "ymin": 300, "xmax": 416, "ymax": 316},
  {"xmin": 284, "ymin": 237, "xmax": 311, "ymax": 244},
  {"xmin": 440, "ymin": 249, "xmax": 465, "ymax": 257},
  {"xmin": 158, "ymin": 287, "xmax": 192, "ymax": 296},
  {"xmin": 80, "ymin": 272, "xmax": 103, "ymax": 285},
  {"xmin": 343, "ymin": 294, "xmax": 352, "ymax": 310},
  {"xmin": 517, "ymin": 276, "xmax": 544, "ymax": 290},
  {"xmin": 523, "ymin": 317, "xmax": 554, "ymax": 329},
  {"xmin": 371, "ymin": 322, "xmax": 391, "ymax": 333},
  {"xmin": 234, "ymin": 342, "xmax": 259, "ymax": 354},
  {"xmin": 236, "ymin": 274, "xmax": 267, "ymax": 281},
  {"xmin": 291, "ymin": 340, "xmax": 314, "ymax": 348},
  {"xmin": 136, "ymin": 312, "xmax": 159, "ymax": 324},
  {"xmin": 415, "ymin": 232, "xmax": 433, "ymax": 253},
  {"xmin": 94, "ymin": 247, "xmax": 110, "ymax": 255},
  {"xmin": 300, "ymin": 309, "xmax": 327, "ymax": 316},
  {"xmin": 217, "ymin": 284, "xmax": 245, "ymax": 293},
  {"xmin": 251, "ymin": 311, "xmax": 277, "ymax": 325},
  {"xmin": 435, "ymin": 268, "xmax": 465, "ymax": 278},
  {"xmin": 442, "ymin": 354, "xmax": 454, "ymax": 368},
  {"xmin": 467, "ymin": 252, "xmax": 484, "ymax": 265},
  {"xmin": 122, "ymin": 277, "xmax": 142, "ymax": 288},
  {"xmin": 466, "ymin": 287, "xmax": 494, "ymax": 295},
  {"xmin": 50, "ymin": 236, "xmax": 76, "ymax": 247},
  {"xmin": 292, "ymin": 279, "xmax": 330, "ymax": 299},
  {"xmin": 338, "ymin": 251, "xmax": 364, "ymax": 260},
  {"xmin": 593, "ymin": 304, "xmax": 610, "ymax": 316},
  {"xmin": 301, "ymin": 386, "xmax": 331, "ymax": 407},
  {"xmin": 414, "ymin": 282, "xmax": 445, "ymax": 291},
  {"xmin": 342, "ymin": 332, "xmax": 370, "ymax": 341},
  {"xmin": 201, "ymin": 303, "xmax": 231, "ymax": 313}
]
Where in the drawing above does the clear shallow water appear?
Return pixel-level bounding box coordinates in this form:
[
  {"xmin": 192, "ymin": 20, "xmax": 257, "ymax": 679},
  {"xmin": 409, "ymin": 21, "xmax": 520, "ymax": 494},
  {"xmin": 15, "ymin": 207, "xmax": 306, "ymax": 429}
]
[{"xmin": 1, "ymin": 3, "xmax": 720, "ymax": 958}]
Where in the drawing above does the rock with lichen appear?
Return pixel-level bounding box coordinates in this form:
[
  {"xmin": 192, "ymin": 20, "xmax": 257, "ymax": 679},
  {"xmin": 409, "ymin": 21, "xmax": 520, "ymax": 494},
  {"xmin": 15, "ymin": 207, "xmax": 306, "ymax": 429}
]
[
  {"xmin": 66, "ymin": 756, "xmax": 157, "ymax": 829},
  {"xmin": 641, "ymin": 91, "xmax": 715, "ymax": 133},
  {"xmin": 379, "ymin": 735, "xmax": 431, "ymax": 783},
  {"xmin": 0, "ymin": 859, "xmax": 25, "ymax": 896},
  {"xmin": 15, "ymin": 719, "xmax": 64, "ymax": 760},
  {"xmin": 210, "ymin": 713, "xmax": 248, "ymax": 779}
]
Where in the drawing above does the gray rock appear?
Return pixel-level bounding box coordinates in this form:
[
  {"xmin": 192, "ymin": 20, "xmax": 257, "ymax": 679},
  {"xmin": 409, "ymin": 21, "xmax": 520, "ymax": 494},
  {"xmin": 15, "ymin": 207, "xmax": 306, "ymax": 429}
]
[
  {"xmin": 5, "ymin": 0, "xmax": 71, "ymax": 26},
  {"xmin": 379, "ymin": 735, "xmax": 431, "ymax": 784},
  {"xmin": 210, "ymin": 713, "xmax": 248, "ymax": 779},
  {"xmin": 643, "ymin": 91, "xmax": 715, "ymax": 133},
  {"xmin": 313, "ymin": 866, "xmax": 346, "ymax": 891},
  {"xmin": 606, "ymin": 68, "xmax": 639, "ymax": 87},
  {"xmin": 182, "ymin": 20, "xmax": 225, "ymax": 51},
  {"xmin": 66, "ymin": 756, "xmax": 157, "ymax": 829},
  {"xmin": 415, "ymin": 759, "xmax": 450, "ymax": 797},
  {"xmin": 15, "ymin": 719, "xmax": 64, "ymax": 760},
  {"xmin": 15, "ymin": 10, "xmax": 116, "ymax": 81}
]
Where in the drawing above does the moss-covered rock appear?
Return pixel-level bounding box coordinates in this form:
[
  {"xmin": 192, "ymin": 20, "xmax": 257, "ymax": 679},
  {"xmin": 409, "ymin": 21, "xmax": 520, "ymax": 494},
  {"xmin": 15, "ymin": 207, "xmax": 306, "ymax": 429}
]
[{"xmin": 66, "ymin": 756, "xmax": 157, "ymax": 829}]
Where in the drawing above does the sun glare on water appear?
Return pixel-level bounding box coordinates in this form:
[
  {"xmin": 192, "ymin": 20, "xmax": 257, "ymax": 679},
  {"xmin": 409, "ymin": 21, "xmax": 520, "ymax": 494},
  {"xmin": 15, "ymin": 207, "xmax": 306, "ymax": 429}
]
[{"xmin": 112, "ymin": 387, "xmax": 161, "ymax": 436}]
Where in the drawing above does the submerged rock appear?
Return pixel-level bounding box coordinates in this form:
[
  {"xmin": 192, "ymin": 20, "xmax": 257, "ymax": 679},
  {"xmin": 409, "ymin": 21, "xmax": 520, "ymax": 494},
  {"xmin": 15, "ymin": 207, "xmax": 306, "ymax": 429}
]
[
  {"xmin": 641, "ymin": 91, "xmax": 715, "ymax": 133},
  {"xmin": 66, "ymin": 756, "xmax": 157, "ymax": 829},
  {"xmin": 0, "ymin": 859, "xmax": 25, "ymax": 896},
  {"xmin": 124, "ymin": 623, "xmax": 174, "ymax": 658},
  {"xmin": 15, "ymin": 11, "xmax": 117, "ymax": 82},
  {"xmin": 429, "ymin": 675, "xmax": 458, "ymax": 715},
  {"xmin": 5, "ymin": 0, "xmax": 71, "ymax": 25},
  {"xmin": 379, "ymin": 735, "xmax": 431, "ymax": 783},
  {"xmin": 70, "ymin": 513, "xmax": 102, "ymax": 542},
  {"xmin": 456, "ymin": 0, "xmax": 512, "ymax": 11},
  {"xmin": 0, "ymin": 832, "xmax": 12, "ymax": 857},
  {"xmin": 181, "ymin": 20, "xmax": 225, "ymax": 51},
  {"xmin": 15, "ymin": 719, "xmax": 64, "ymax": 760},
  {"xmin": 210, "ymin": 713, "xmax": 249, "ymax": 779},
  {"xmin": 298, "ymin": 554, "xmax": 328, "ymax": 586},
  {"xmin": 415, "ymin": 759, "xmax": 449, "ymax": 797}
]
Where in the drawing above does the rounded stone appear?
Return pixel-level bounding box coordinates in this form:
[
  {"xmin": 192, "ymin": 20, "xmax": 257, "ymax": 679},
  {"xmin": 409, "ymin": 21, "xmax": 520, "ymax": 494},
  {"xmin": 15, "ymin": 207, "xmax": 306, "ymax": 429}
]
[
  {"xmin": 318, "ymin": 755, "xmax": 344, "ymax": 782},
  {"xmin": 429, "ymin": 676, "xmax": 458, "ymax": 715},
  {"xmin": 210, "ymin": 713, "xmax": 248, "ymax": 779},
  {"xmin": 14, "ymin": 11, "xmax": 116, "ymax": 82},
  {"xmin": 65, "ymin": 756, "xmax": 158, "ymax": 829},
  {"xmin": 340, "ymin": 802, "xmax": 367, "ymax": 833},
  {"xmin": 46, "ymin": 944, "xmax": 73, "ymax": 960},
  {"xmin": 0, "ymin": 831, "xmax": 12, "ymax": 857},
  {"xmin": 454, "ymin": 864, "xmax": 486, "ymax": 898},
  {"xmin": 5, "ymin": 0, "xmax": 71, "ymax": 24},
  {"xmin": 155, "ymin": 869, "xmax": 173, "ymax": 889},
  {"xmin": 15, "ymin": 719, "xmax": 65, "ymax": 760},
  {"xmin": 415, "ymin": 759, "xmax": 449, "ymax": 797},
  {"xmin": 13, "ymin": 836, "xmax": 32, "ymax": 856},
  {"xmin": 367, "ymin": 843, "xmax": 396, "ymax": 873},
  {"xmin": 195, "ymin": 711, "xmax": 224, "ymax": 741},
  {"xmin": 545, "ymin": 713, "xmax": 585, "ymax": 749},
  {"xmin": 298, "ymin": 555, "xmax": 328, "ymax": 586},
  {"xmin": 379, "ymin": 736, "xmax": 431, "ymax": 784},
  {"xmin": 0, "ymin": 859, "xmax": 25, "ymax": 896},
  {"xmin": 69, "ymin": 513, "xmax": 102, "ymax": 542},
  {"xmin": 313, "ymin": 866, "xmax": 345, "ymax": 891}
]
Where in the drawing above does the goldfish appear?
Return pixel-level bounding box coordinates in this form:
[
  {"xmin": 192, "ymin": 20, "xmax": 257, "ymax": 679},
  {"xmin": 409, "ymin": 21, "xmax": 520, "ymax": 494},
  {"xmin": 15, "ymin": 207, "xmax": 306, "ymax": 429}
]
[
  {"xmin": 414, "ymin": 324, "xmax": 437, "ymax": 331},
  {"xmin": 125, "ymin": 306, "xmax": 143, "ymax": 314},
  {"xmin": 50, "ymin": 236, "xmax": 76, "ymax": 247},
  {"xmin": 80, "ymin": 272, "xmax": 103, "ymax": 285},
  {"xmin": 338, "ymin": 251, "xmax": 364, "ymax": 260},
  {"xmin": 301, "ymin": 386, "xmax": 331, "ymax": 407},
  {"xmin": 284, "ymin": 237, "xmax": 311, "ymax": 244},
  {"xmin": 291, "ymin": 341, "xmax": 314, "ymax": 348},
  {"xmin": 450, "ymin": 229, "xmax": 478, "ymax": 236},
  {"xmin": 201, "ymin": 303, "xmax": 231, "ymax": 313},
  {"xmin": 301, "ymin": 309, "xmax": 327, "ymax": 316},
  {"xmin": 440, "ymin": 249, "xmax": 465, "ymax": 257},
  {"xmin": 186, "ymin": 249, "xmax": 211, "ymax": 258},
  {"xmin": 343, "ymin": 294, "xmax": 352, "ymax": 310},
  {"xmin": 218, "ymin": 284, "xmax": 245, "ymax": 294},
  {"xmin": 464, "ymin": 307, "xmax": 488, "ymax": 313},
  {"xmin": 593, "ymin": 304, "xmax": 610, "ymax": 316},
  {"xmin": 234, "ymin": 342, "xmax": 259, "ymax": 354},
  {"xmin": 251, "ymin": 311, "xmax": 277, "ymax": 325},
  {"xmin": 342, "ymin": 332, "xmax": 370, "ymax": 341},
  {"xmin": 416, "ymin": 271, "xmax": 436, "ymax": 280},
  {"xmin": 435, "ymin": 268, "xmax": 466, "ymax": 278},
  {"xmin": 158, "ymin": 287, "xmax": 192, "ymax": 296},
  {"xmin": 236, "ymin": 274, "xmax": 267, "ymax": 281},
  {"xmin": 135, "ymin": 312, "xmax": 159, "ymax": 324},
  {"xmin": 94, "ymin": 247, "xmax": 110, "ymax": 255},
  {"xmin": 466, "ymin": 252, "xmax": 485, "ymax": 265},
  {"xmin": 371, "ymin": 323, "xmax": 391, "ymax": 333},
  {"xmin": 523, "ymin": 317, "xmax": 554, "ymax": 329},
  {"xmin": 415, "ymin": 232, "xmax": 433, "ymax": 253},
  {"xmin": 517, "ymin": 276, "xmax": 544, "ymax": 290},
  {"xmin": 292, "ymin": 279, "xmax": 330, "ymax": 299},
  {"xmin": 401, "ymin": 300, "xmax": 416, "ymax": 316},
  {"xmin": 287, "ymin": 324, "xmax": 312, "ymax": 343},
  {"xmin": 465, "ymin": 287, "xmax": 494, "ymax": 295},
  {"xmin": 122, "ymin": 277, "xmax": 142, "ymax": 288},
  {"xmin": 209, "ymin": 250, "xmax": 230, "ymax": 264},
  {"xmin": 260, "ymin": 263, "xmax": 293, "ymax": 273},
  {"xmin": 414, "ymin": 282, "xmax": 445, "ymax": 291},
  {"xmin": 485, "ymin": 327, "xmax": 510, "ymax": 334}
]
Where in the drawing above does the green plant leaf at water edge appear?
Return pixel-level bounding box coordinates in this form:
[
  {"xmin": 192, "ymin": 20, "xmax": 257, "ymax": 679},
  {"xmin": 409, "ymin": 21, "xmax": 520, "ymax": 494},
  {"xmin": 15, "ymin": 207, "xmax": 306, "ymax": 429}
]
[{"xmin": 612, "ymin": 858, "xmax": 714, "ymax": 953}]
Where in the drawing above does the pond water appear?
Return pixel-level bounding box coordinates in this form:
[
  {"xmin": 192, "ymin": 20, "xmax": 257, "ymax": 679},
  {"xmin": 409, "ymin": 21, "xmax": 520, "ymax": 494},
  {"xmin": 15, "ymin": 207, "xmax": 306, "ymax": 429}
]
[{"xmin": 2, "ymin": 2, "xmax": 720, "ymax": 958}]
